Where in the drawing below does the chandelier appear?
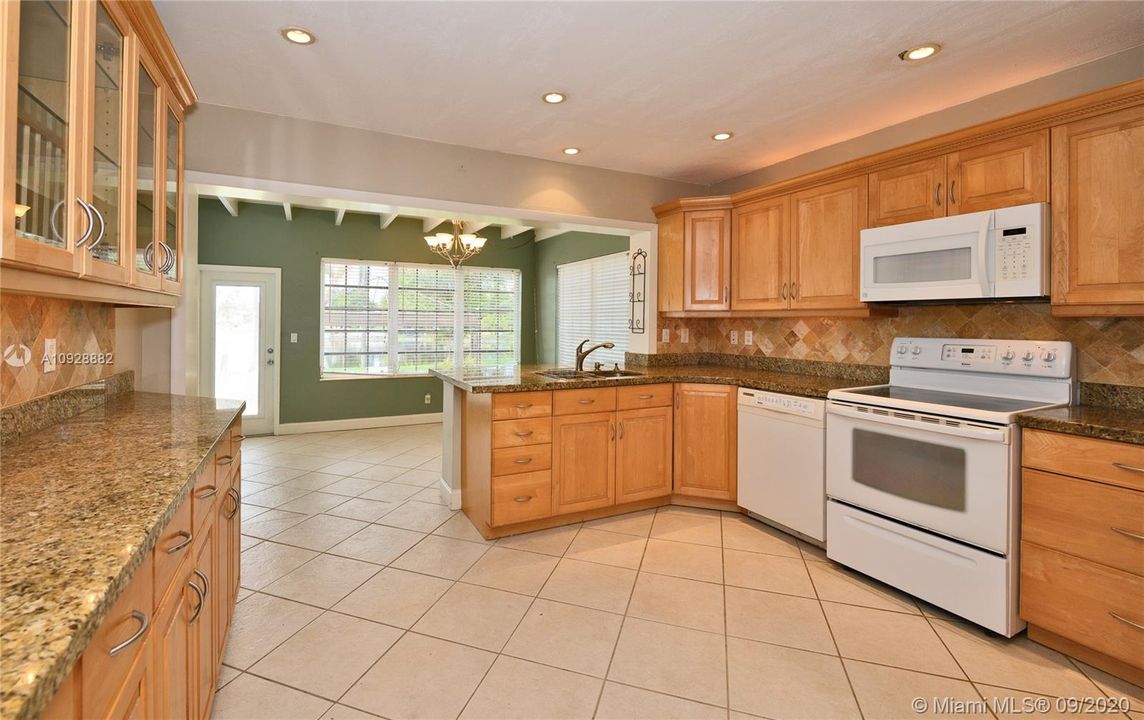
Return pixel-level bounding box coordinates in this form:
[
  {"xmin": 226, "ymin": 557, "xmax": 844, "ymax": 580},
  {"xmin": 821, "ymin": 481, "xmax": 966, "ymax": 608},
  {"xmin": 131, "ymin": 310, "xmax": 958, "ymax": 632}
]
[{"xmin": 425, "ymin": 219, "xmax": 487, "ymax": 268}]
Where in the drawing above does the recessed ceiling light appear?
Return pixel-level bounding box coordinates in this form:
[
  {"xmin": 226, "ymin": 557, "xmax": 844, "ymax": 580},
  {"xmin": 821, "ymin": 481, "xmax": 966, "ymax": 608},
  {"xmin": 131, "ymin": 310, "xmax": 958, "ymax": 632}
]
[
  {"xmin": 899, "ymin": 43, "xmax": 941, "ymax": 62},
  {"xmin": 562, "ymin": 147, "xmax": 580, "ymax": 156},
  {"xmin": 543, "ymin": 92, "xmax": 567, "ymax": 104},
  {"xmin": 281, "ymin": 26, "xmax": 316, "ymax": 45},
  {"xmin": 712, "ymin": 132, "xmax": 733, "ymax": 142}
]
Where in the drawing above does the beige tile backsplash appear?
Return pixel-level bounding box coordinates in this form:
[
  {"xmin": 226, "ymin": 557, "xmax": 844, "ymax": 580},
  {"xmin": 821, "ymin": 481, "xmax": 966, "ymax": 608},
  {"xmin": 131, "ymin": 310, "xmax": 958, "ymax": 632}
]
[
  {"xmin": 1, "ymin": 294, "xmax": 117, "ymax": 407},
  {"xmin": 658, "ymin": 303, "xmax": 1144, "ymax": 386}
]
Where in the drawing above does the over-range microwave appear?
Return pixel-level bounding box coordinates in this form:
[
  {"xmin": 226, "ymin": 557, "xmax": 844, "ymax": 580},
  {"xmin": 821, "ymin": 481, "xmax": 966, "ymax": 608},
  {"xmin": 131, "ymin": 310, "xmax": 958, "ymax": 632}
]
[{"xmin": 860, "ymin": 202, "xmax": 1050, "ymax": 302}]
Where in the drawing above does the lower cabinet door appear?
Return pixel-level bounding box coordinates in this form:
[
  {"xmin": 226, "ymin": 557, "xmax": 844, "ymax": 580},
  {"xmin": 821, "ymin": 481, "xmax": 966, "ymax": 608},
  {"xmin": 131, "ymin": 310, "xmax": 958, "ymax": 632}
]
[
  {"xmin": 191, "ymin": 522, "xmax": 217, "ymax": 719},
  {"xmin": 152, "ymin": 560, "xmax": 195, "ymax": 720},
  {"xmin": 616, "ymin": 406, "xmax": 673, "ymax": 503},
  {"xmin": 551, "ymin": 411, "xmax": 616, "ymax": 514},
  {"xmin": 674, "ymin": 384, "xmax": 737, "ymax": 501},
  {"xmin": 104, "ymin": 652, "xmax": 152, "ymax": 720},
  {"xmin": 215, "ymin": 471, "xmax": 240, "ymax": 661}
]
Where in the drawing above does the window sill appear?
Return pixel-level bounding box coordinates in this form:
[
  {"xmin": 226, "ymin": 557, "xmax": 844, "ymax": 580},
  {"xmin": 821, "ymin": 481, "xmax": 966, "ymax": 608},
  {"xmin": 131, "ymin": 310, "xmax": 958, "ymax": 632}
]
[{"xmin": 320, "ymin": 373, "xmax": 435, "ymax": 381}]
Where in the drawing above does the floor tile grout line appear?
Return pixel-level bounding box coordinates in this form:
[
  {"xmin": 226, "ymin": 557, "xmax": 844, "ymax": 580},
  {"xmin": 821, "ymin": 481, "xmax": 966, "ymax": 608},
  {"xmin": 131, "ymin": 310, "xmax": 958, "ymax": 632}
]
[
  {"xmin": 590, "ymin": 517, "xmax": 649, "ymax": 718},
  {"xmin": 803, "ymin": 543, "xmax": 867, "ymax": 720},
  {"xmin": 918, "ymin": 610, "xmax": 999, "ymax": 719},
  {"xmin": 721, "ymin": 511, "xmax": 732, "ymax": 719}
]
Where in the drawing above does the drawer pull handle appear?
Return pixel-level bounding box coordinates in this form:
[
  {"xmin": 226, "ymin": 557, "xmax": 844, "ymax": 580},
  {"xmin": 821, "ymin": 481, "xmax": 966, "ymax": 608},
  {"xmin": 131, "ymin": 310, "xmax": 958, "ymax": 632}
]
[
  {"xmin": 196, "ymin": 485, "xmax": 219, "ymax": 499},
  {"xmin": 236, "ymin": 434, "xmax": 246, "ymax": 441},
  {"xmin": 193, "ymin": 568, "xmax": 210, "ymax": 597},
  {"xmin": 1112, "ymin": 462, "xmax": 1144, "ymax": 474},
  {"xmin": 513, "ymin": 495, "xmax": 532, "ymax": 503},
  {"xmin": 225, "ymin": 487, "xmax": 241, "ymax": 519},
  {"xmin": 513, "ymin": 458, "xmax": 533, "ymax": 465},
  {"xmin": 1111, "ymin": 526, "xmax": 1144, "ymax": 542},
  {"xmin": 578, "ymin": 399, "xmax": 594, "ymax": 405},
  {"xmin": 217, "ymin": 455, "xmax": 235, "ymax": 466},
  {"xmin": 513, "ymin": 403, "xmax": 533, "ymax": 409},
  {"xmin": 166, "ymin": 530, "xmax": 193, "ymax": 554},
  {"xmin": 109, "ymin": 611, "xmax": 149, "ymax": 655},
  {"xmin": 188, "ymin": 581, "xmax": 206, "ymax": 624},
  {"xmin": 637, "ymin": 394, "xmax": 654, "ymax": 400},
  {"xmin": 513, "ymin": 431, "xmax": 534, "ymax": 438},
  {"xmin": 1109, "ymin": 611, "xmax": 1144, "ymax": 632}
]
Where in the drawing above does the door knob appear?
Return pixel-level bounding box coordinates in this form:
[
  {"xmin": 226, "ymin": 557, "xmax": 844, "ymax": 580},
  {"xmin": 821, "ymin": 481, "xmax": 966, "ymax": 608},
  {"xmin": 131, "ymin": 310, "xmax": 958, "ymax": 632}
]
[{"xmin": 267, "ymin": 358, "xmax": 275, "ymax": 366}]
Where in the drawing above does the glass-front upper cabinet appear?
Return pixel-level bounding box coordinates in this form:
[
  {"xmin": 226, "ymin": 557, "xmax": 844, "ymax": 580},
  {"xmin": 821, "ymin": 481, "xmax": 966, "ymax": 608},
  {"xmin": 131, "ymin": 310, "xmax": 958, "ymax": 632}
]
[
  {"xmin": 161, "ymin": 103, "xmax": 182, "ymax": 292},
  {"xmin": 132, "ymin": 52, "xmax": 161, "ymax": 290},
  {"xmin": 81, "ymin": 2, "xmax": 131, "ymax": 283},
  {"xmin": 4, "ymin": 0, "xmax": 85, "ymax": 274}
]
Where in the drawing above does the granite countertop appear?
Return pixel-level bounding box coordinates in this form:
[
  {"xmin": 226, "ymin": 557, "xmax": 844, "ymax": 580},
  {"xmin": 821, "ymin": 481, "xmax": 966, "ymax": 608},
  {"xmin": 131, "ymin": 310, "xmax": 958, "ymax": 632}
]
[
  {"xmin": 0, "ymin": 392, "xmax": 244, "ymax": 720},
  {"xmin": 430, "ymin": 364, "xmax": 870, "ymax": 399},
  {"xmin": 1017, "ymin": 404, "xmax": 1144, "ymax": 446}
]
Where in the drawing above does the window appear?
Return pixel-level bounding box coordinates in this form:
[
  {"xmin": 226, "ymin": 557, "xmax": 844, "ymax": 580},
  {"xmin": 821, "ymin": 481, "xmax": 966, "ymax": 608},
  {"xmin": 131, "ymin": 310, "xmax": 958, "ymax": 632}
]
[
  {"xmin": 557, "ymin": 251, "xmax": 629, "ymax": 368},
  {"xmin": 321, "ymin": 259, "xmax": 520, "ymax": 377}
]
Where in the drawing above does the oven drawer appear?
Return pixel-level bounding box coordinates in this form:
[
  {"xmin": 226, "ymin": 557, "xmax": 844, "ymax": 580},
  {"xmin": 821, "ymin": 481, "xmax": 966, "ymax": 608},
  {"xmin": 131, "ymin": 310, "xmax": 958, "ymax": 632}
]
[
  {"xmin": 1022, "ymin": 469, "xmax": 1144, "ymax": 576},
  {"xmin": 827, "ymin": 500, "xmax": 1019, "ymax": 636},
  {"xmin": 1020, "ymin": 541, "xmax": 1144, "ymax": 668},
  {"xmin": 1023, "ymin": 430, "xmax": 1144, "ymax": 492}
]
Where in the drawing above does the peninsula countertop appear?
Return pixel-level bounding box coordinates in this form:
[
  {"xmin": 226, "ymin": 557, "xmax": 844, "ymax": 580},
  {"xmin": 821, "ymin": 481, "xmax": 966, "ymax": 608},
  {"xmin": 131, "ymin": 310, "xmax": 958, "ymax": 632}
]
[
  {"xmin": 0, "ymin": 392, "xmax": 244, "ymax": 720},
  {"xmin": 430, "ymin": 363, "xmax": 871, "ymax": 399}
]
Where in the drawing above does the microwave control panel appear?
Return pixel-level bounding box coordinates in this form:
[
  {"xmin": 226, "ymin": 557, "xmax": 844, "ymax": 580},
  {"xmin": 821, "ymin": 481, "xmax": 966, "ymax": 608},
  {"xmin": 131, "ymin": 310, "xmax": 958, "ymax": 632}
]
[{"xmin": 997, "ymin": 226, "xmax": 1033, "ymax": 282}]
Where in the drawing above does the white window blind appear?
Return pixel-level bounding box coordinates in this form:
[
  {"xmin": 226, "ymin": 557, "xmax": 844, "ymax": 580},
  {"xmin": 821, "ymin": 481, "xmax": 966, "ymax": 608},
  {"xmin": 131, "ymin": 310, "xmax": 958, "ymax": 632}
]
[
  {"xmin": 321, "ymin": 259, "xmax": 520, "ymax": 378},
  {"xmin": 557, "ymin": 251, "xmax": 629, "ymax": 368}
]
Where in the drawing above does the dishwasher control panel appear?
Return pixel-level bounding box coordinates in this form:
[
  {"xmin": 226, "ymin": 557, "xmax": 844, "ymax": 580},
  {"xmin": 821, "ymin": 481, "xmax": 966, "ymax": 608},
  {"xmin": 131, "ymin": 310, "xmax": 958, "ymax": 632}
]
[{"xmin": 739, "ymin": 388, "xmax": 825, "ymax": 420}]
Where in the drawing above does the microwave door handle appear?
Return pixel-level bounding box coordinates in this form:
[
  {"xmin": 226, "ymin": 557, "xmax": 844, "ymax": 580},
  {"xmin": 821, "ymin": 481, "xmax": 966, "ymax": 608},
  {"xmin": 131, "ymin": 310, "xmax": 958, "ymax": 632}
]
[{"xmin": 977, "ymin": 213, "xmax": 993, "ymax": 297}]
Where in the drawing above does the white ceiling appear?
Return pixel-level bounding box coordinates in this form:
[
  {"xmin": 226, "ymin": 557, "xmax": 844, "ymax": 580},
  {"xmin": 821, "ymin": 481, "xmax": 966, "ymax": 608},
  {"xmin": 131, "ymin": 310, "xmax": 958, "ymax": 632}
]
[{"xmin": 157, "ymin": 1, "xmax": 1144, "ymax": 185}]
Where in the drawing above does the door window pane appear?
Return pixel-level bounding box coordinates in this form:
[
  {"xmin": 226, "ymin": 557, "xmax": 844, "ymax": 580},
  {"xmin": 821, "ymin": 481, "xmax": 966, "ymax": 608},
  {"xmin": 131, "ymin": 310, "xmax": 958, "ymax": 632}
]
[
  {"xmin": 163, "ymin": 109, "xmax": 179, "ymax": 278},
  {"xmin": 15, "ymin": 0, "xmax": 71, "ymax": 247},
  {"xmin": 214, "ymin": 285, "xmax": 261, "ymax": 415},
  {"xmin": 90, "ymin": 3, "xmax": 123, "ymax": 264}
]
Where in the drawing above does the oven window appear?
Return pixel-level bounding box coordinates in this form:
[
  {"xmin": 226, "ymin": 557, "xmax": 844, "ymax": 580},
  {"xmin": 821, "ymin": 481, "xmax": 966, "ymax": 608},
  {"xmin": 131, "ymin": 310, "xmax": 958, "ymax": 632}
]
[
  {"xmin": 852, "ymin": 429, "xmax": 966, "ymax": 510},
  {"xmin": 873, "ymin": 246, "xmax": 972, "ymax": 284}
]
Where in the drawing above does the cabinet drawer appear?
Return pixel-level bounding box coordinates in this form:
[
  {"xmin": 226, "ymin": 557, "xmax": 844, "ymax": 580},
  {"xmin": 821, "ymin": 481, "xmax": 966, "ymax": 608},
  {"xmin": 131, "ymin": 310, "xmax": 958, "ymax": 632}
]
[
  {"xmin": 492, "ymin": 444, "xmax": 552, "ymax": 476},
  {"xmin": 554, "ymin": 387, "xmax": 617, "ymax": 415},
  {"xmin": 491, "ymin": 471, "xmax": 552, "ymax": 526},
  {"xmin": 1023, "ymin": 430, "xmax": 1144, "ymax": 492},
  {"xmin": 153, "ymin": 496, "xmax": 194, "ymax": 605},
  {"xmin": 82, "ymin": 554, "xmax": 154, "ymax": 718},
  {"xmin": 1023, "ymin": 469, "xmax": 1144, "ymax": 576},
  {"xmin": 493, "ymin": 391, "xmax": 553, "ymax": 420},
  {"xmin": 617, "ymin": 383, "xmax": 673, "ymax": 410},
  {"xmin": 1020, "ymin": 541, "xmax": 1144, "ymax": 669},
  {"xmin": 493, "ymin": 417, "xmax": 552, "ymax": 448}
]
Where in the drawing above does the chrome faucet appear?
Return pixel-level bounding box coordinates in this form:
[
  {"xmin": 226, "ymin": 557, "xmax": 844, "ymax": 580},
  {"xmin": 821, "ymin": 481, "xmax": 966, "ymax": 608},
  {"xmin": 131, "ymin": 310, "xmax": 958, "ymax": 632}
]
[{"xmin": 575, "ymin": 339, "xmax": 615, "ymax": 371}]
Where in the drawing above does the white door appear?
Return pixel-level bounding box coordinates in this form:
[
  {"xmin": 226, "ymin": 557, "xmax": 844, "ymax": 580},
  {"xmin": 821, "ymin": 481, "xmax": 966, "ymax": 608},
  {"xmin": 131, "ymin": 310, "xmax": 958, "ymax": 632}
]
[{"xmin": 201, "ymin": 266, "xmax": 280, "ymax": 435}]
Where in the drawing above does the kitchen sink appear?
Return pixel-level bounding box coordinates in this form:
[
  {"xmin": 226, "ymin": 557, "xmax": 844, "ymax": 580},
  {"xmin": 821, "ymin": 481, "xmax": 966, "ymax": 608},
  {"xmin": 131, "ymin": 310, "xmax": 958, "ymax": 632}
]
[{"xmin": 535, "ymin": 368, "xmax": 644, "ymax": 380}]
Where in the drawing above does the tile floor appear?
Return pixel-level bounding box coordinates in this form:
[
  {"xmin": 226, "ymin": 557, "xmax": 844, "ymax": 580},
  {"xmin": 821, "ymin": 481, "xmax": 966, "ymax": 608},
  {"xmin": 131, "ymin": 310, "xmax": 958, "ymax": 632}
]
[{"xmin": 214, "ymin": 424, "xmax": 1144, "ymax": 720}]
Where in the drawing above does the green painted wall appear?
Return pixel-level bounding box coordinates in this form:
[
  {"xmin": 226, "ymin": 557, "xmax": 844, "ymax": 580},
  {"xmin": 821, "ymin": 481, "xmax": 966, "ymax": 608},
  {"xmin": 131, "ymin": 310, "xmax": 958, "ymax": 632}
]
[
  {"xmin": 534, "ymin": 231, "xmax": 629, "ymax": 365},
  {"xmin": 198, "ymin": 200, "xmax": 537, "ymax": 423}
]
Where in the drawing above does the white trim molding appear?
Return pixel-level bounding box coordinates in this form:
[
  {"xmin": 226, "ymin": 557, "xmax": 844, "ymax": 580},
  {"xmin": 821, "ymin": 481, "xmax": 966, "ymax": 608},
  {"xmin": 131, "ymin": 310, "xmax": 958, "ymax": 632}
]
[
  {"xmin": 276, "ymin": 412, "xmax": 443, "ymax": 435},
  {"xmin": 438, "ymin": 474, "xmax": 460, "ymax": 511}
]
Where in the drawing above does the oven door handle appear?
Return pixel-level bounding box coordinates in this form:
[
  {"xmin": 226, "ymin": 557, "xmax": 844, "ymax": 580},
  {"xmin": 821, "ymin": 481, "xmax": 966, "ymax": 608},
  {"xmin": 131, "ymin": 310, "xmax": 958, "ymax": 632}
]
[
  {"xmin": 977, "ymin": 211, "xmax": 994, "ymax": 297},
  {"xmin": 828, "ymin": 402, "xmax": 1010, "ymax": 443}
]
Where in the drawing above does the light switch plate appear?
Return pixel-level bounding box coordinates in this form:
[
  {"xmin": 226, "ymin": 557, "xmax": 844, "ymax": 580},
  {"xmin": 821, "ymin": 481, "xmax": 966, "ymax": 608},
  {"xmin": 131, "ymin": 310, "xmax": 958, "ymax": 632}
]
[
  {"xmin": 43, "ymin": 338, "xmax": 56, "ymax": 373},
  {"xmin": 730, "ymin": 330, "xmax": 739, "ymax": 345},
  {"xmin": 424, "ymin": 394, "xmax": 432, "ymax": 405},
  {"xmin": 661, "ymin": 328, "xmax": 670, "ymax": 343},
  {"xmin": 744, "ymin": 330, "xmax": 753, "ymax": 346},
  {"xmin": 680, "ymin": 328, "xmax": 689, "ymax": 344},
  {"xmin": 290, "ymin": 333, "xmax": 299, "ymax": 343}
]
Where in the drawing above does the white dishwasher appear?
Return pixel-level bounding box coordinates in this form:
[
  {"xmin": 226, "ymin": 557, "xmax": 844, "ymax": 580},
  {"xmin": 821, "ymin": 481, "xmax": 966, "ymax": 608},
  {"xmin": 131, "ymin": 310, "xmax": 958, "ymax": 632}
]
[{"xmin": 737, "ymin": 388, "xmax": 827, "ymax": 542}]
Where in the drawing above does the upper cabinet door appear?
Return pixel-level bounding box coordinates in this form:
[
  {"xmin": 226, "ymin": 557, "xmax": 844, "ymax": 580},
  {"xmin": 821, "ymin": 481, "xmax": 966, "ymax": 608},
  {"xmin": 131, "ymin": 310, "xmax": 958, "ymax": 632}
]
[
  {"xmin": 946, "ymin": 130, "xmax": 1048, "ymax": 215},
  {"xmin": 789, "ymin": 176, "xmax": 867, "ymax": 310},
  {"xmin": 1050, "ymin": 106, "xmax": 1144, "ymax": 313},
  {"xmin": 3, "ymin": 0, "xmax": 87, "ymax": 274},
  {"xmin": 80, "ymin": 2, "xmax": 131, "ymax": 284},
  {"xmin": 731, "ymin": 196, "xmax": 789, "ymax": 310},
  {"xmin": 683, "ymin": 209, "xmax": 731, "ymax": 311},
  {"xmin": 159, "ymin": 101, "xmax": 182, "ymax": 293},
  {"xmin": 867, "ymin": 156, "xmax": 946, "ymax": 227},
  {"xmin": 131, "ymin": 50, "xmax": 161, "ymax": 290}
]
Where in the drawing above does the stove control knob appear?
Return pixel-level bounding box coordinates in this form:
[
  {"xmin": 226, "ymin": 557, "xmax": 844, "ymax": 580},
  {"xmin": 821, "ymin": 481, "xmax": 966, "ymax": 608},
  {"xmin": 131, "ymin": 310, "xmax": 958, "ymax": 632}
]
[
  {"xmin": 1021, "ymin": 350, "xmax": 1035, "ymax": 362},
  {"xmin": 1041, "ymin": 350, "xmax": 1056, "ymax": 363},
  {"xmin": 1001, "ymin": 350, "xmax": 1016, "ymax": 362},
  {"xmin": 896, "ymin": 345, "xmax": 908, "ymax": 355},
  {"xmin": 911, "ymin": 346, "xmax": 923, "ymax": 356}
]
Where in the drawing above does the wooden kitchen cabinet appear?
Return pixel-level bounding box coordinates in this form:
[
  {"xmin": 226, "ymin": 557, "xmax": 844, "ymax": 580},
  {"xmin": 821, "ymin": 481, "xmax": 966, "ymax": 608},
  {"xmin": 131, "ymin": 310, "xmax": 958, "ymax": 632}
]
[
  {"xmin": 867, "ymin": 156, "xmax": 946, "ymax": 227},
  {"xmin": 946, "ymin": 131, "xmax": 1048, "ymax": 215},
  {"xmin": 616, "ymin": 406, "xmax": 673, "ymax": 503},
  {"xmin": 551, "ymin": 411, "xmax": 616, "ymax": 514},
  {"xmin": 789, "ymin": 177, "xmax": 867, "ymax": 311},
  {"xmin": 1050, "ymin": 105, "xmax": 1144, "ymax": 315},
  {"xmin": 731, "ymin": 196, "xmax": 789, "ymax": 311},
  {"xmin": 683, "ymin": 208, "xmax": 732, "ymax": 311},
  {"xmin": 0, "ymin": 0, "xmax": 194, "ymax": 306},
  {"xmin": 673, "ymin": 384, "xmax": 737, "ymax": 501},
  {"xmin": 151, "ymin": 557, "xmax": 195, "ymax": 720},
  {"xmin": 190, "ymin": 522, "xmax": 217, "ymax": 720}
]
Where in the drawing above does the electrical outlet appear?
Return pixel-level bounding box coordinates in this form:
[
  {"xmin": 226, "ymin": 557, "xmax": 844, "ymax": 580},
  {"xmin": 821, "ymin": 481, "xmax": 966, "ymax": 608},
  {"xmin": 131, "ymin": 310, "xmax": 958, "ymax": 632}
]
[
  {"xmin": 680, "ymin": 328, "xmax": 689, "ymax": 344},
  {"xmin": 43, "ymin": 338, "xmax": 56, "ymax": 373},
  {"xmin": 744, "ymin": 330, "xmax": 753, "ymax": 346},
  {"xmin": 290, "ymin": 332, "xmax": 298, "ymax": 343},
  {"xmin": 661, "ymin": 328, "xmax": 670, "ymax": 343},
  {"xmin": 730, "ymin": 330, "xmax": 739, "ymax": 345},
  {"xmin": 424, "ymin": 393, "xmax": 432, "ymax": 405}
]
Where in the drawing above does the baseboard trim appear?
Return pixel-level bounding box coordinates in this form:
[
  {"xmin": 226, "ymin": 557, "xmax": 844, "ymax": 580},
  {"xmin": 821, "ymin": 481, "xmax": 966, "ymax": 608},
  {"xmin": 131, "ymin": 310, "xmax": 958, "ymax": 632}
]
[
  {"xmin": 276, "ymin": 412, "xmax": 443, "ymax": 435},
  {"xmin": 438, "ymin": 475, "xmax": 460, "ymax": 511}
]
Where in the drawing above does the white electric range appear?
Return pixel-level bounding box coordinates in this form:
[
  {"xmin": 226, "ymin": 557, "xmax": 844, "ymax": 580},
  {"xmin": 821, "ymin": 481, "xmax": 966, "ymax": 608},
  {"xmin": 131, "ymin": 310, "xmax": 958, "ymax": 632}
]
[{"xmin": 825, "ymin": 337, "xmax": 1075, "ymax": 637}]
